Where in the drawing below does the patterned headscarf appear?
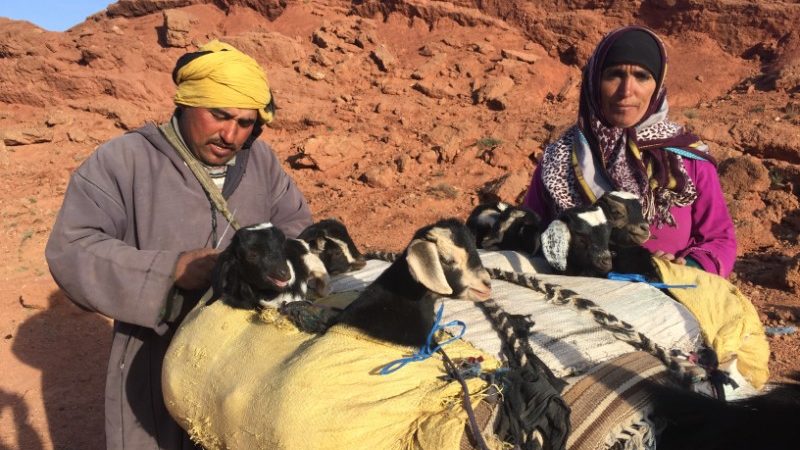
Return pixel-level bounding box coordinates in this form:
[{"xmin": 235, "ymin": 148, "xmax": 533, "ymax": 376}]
[
  {"xmin": 541, "ymin": 26, "xmax": 714, "ymax": 225},
  {"xmin": 172, "ymin": 40, "xmax": 275, "ymax": 124}
]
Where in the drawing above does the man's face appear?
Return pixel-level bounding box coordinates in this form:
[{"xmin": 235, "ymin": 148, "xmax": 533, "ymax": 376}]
[{"xmin": 178, "ymin": 107, "xmax": 258, "ymax": 166}]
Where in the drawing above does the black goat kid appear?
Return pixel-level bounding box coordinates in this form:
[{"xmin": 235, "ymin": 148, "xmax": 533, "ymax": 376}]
[
  {"xmin": 211, "ymin": 223, "xmax": 328, "ymax": 309},
  {"xmin": 297, "ymin": 218, "xmax": 367, "ymax": 275},
  {"xmin": 466, "ymin": 202, "xmax": 543, "ymax": 255},
  {"xmin": 336, "ymin": 218, "xmax": 492, "ymax": 347}
]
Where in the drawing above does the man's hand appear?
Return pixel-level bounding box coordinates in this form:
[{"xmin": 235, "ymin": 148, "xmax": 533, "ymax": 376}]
[
  {"xmin": 174, "ymin": 248, "xmax": 220, "ymax": 290},
  {"xmin": 652, "ymin": 250, "xmax": 686, "ymax": 265}
]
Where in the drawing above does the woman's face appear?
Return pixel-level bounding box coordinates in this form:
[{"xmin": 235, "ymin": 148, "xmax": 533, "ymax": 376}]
[{"xmin": 599, "ymin": 64, "xmax": 657, "ymax": 128}]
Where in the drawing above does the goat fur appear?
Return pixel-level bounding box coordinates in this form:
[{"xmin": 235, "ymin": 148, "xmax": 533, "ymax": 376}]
[
  {"xmin": 541, "ymin": 205, "xmax": 613, "ymax": 276},
  {"xmin": 593, "ymin": 191, "xmax": 660, "ymax": 279},
  {"xmin": 595, "ymin": 191, "xmax": 651, "ymax": 248},
  {"xmin": 298, "ymin": 218, "xmax": 367, "ymax": 276},
  {"xmin": 336, "ymin": 218, "xmax": 492, "ymax": 347},
  {"xmin": 466, "ymin": 201, "xmax": 509, "ymax": 247},
  {"xmin": 651, "ymin": 379, "xmax": 800, "ymax": 449},
  {"xmin": 211, "ymin": 223, "xmax": 329, "ymax": 309},
  {"xmin": 479, "ymin": 204, "xmax": 543, "ymax": 255}
]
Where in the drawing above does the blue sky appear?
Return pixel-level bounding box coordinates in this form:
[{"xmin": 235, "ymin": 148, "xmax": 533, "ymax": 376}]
[{"xmin": 0, "ymin": 1, "xmax": 114, "ymax": 32}]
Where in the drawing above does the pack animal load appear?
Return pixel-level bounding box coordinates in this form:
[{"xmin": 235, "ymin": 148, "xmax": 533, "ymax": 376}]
[{"xmin": 163, "ymin": 219, "xmax": 788, "ymax": 450}]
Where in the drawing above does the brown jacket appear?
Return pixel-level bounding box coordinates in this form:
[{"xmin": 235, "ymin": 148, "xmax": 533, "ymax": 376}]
[{"xmin": 45, "ymin": 123, "xmax": 312, "ymax": 449}]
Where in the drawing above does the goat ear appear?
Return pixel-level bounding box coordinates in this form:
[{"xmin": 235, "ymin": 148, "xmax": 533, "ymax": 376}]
[
  {"xmin": 541, "ymin": 220, "xmax": 570, "ymax": 272},
  {"xmin": 406, "ymin": 239, "xmax": 453, "ymax": 295},
  {"xmin": 212, "ymin": 252, "xmax": 235, "ymax": 295}
]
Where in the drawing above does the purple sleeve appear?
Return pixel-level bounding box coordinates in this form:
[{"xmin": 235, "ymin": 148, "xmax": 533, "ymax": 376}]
[
  {"xmin": 676, "ymin": 160, "xmax": 737, "ymax": 277},
  {"xmin": 522, "ymin": 165, "xmax": 555, "ymax": 223}
]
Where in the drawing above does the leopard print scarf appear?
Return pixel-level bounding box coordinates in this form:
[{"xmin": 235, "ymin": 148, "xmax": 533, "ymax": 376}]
[
  {"xmin": 541, "ymin": 26, "xmax": 711, "ymax": 226},
  {"xmin": 542, "ymin": 106, "xmax": 701, "ymax": 225}
]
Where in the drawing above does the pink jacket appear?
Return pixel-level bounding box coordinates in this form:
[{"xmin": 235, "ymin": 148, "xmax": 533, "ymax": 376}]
[{"xmin": 523, "ymin": 158, "xmax": 737, "ymax": 277}]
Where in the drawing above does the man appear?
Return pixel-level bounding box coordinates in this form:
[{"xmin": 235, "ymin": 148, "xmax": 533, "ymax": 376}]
[{"xmin": 45, "ymin": 40, "xmax": 312, "ymax": 449}]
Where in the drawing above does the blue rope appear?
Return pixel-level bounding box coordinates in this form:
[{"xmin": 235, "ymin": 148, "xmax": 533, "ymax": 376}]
[
  {"xmin": 607, "ymin": 272, "xmax": 697, "ymax": 289},
  {"xmin": 380, "ymin": 304, "xmax": 467, "ymax": 375},
  {"xmin": 664, "ymin": 147, "xmax": 708, "ymax": 161}
]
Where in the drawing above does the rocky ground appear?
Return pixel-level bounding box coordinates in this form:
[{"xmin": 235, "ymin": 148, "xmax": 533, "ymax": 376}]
[{"xmin": 1, "ymin": 0, "xmax": 800, "ymax": 448}]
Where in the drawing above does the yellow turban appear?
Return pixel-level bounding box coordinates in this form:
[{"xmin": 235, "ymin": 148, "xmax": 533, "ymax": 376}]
[{"xmin": 173, "ymin": 40, "xmax": 274, "ymax": 123}]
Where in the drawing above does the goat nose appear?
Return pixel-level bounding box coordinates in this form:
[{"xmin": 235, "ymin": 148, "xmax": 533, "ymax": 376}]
[
  {"xmin": 597, "ymin": 251, "xmax": 613, "ymax": 271},
  {"xmin": 274, "ymin": 266, "xmax": 291, "ymax": 282}
]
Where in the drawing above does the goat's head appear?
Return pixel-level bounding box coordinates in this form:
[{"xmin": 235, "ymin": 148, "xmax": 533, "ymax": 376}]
[
  {"xmin": 298, "ymin": 219, "xmax": 367, "ymax": 276},
  {"xmin": 213, "ymin": 223, "xmax": 294, "ymax": 308},
  {"xmin": 595, "ymin": 191, "xmax": 650, "ymax": 247},
  {"xmin": 405, "ymin": 218, "xmax": 492, "ymax": 302},
  {"xmin": 541, "ymin": 205, "xmax": 613, "ymax": 276},
  {"xmin": 285, "ymin": 238, "xmax": 330, "ymax": 298}
]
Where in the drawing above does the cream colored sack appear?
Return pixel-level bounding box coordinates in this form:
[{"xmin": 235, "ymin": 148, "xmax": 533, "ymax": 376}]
[{"xmin": 162, "ymin": 300, "xmax": 503, "ymax": 450}]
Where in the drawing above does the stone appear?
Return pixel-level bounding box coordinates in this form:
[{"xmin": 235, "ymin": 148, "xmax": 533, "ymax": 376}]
[
  {"xmin": 359, "ymin": 166, "xmax": 394, "ymax": 188},
  {"xmin": 411, "ymin": 54, "xmax": 448, "ymax": 80},
  {"xmin": 45, "ymin": 111, "xmax": 73, "ymax": 127},
  {"xmin": 306, "ymin": 70, "xmax": 326, "ymax": 81},
  {"xmin": 68, "ymin": 129, "xmax": 89, "ymax": 144},
  {"xmin": 312, "ymin": 49, "xmax": 333, "ymax": 67},
  {"xmin": 3, "ymin": 127, "xmax": 54, "ymax": 146},
  {"xmin": 371, "ymin": 44, "xmax": 396, "ymax": 72},
  {"xmin": 412, "ymin": 81, "xmax": 446, "ymax": 99},
  {"xmin": 312, "ymin": 30, "xmax": 336, "ymax": 49},
  {"xmin": 477, "ymin": 170, "xmax": 531, "ymax": 204},
  {"xmin": 501, "ymin": 49, "xmax": 538, "ymax": 64},
  {"xmin": 163, "ymin": 9, "xmax": 193, "ymax": 48},
  {"xmin": 718, "ymin": 155, "xmax": 771, "ymax": 198},
  {"xmin": 296, "ymin": 136, "xmax": 365, "ymax": 172}
]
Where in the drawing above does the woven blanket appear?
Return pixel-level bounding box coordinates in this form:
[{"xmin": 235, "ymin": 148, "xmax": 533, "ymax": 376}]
[
  {"xmin": 331, "ymin": 251, "xmax": 703, "ymax": 380},
  {"xmin": 563, "ymin": 352, "xmax": 670, "ymax": 450}
]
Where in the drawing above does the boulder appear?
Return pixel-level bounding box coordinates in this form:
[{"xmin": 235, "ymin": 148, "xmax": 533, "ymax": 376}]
[
  {"xmin": 718, "ymin": 155, "xmax": 772, "ymax": 198},
  {"xmin": 162, "ymin": 9, "xmax": 194, "ymax": 48}
]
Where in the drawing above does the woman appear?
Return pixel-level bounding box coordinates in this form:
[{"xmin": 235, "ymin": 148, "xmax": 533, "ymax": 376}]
[{"xmin": 523, "ymin": 26, "xmax": 736, "ymax": 277}]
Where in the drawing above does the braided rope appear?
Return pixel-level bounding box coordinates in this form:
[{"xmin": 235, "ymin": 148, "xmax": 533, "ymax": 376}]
[
  {"xmin": 485, "ymin": 268, "xmax": 695, "ymax": 386},
  {"xmin": 365, "ymin": 251, "xmax": 697, "ymax": 386},
  {"xmin": 475, "ymin": 299, "xmax": 529, "ymax": 368}
]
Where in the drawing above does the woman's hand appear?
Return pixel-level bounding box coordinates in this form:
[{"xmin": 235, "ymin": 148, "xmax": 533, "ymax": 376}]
[{"xmin": 652, "ymin": 250, "xmax": 686, "ymax": 265}]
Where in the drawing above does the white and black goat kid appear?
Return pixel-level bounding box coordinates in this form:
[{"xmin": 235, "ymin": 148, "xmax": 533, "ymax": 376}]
[
  {"xmin": 466, "ymin": 201, "xmax": 509, "ymax": 247},
  {"xmin": 211, "ymin": 223, "xmax": 330, "ymax": 309},
  {"xmin": 595, "ymin": 191, "xmax": 662, "ymax": 279},
  {"xmin": 297, "ymin": 218, "xmax": 367, "ymax": 276},
  {"xmin": 541, "ymin": 204, "xmax": 613, "ymax": 277},
  {"xmin": 336, "ymin": 218, "xmax": 492, "ymax": 347},
  {"xmin": 466, "ymin": 202, "xmax": 543, "ymax": 255},
  {"xmin": 595, "ymin": 191, "xmax": 650, "ymax": 248}
]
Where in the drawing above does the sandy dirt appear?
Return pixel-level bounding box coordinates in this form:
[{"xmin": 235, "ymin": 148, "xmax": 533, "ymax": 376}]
[{"xmin": 1, "ymin": 0, "xmax": 800, "ymax": 448}]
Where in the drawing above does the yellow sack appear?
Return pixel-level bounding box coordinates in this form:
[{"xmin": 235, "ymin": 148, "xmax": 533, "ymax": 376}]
[
  {"xmin": 162, "ymin": 300, "xmax": 504, "ymax": 450},
  {"xmin": 652, "ymin": 258, "xmax": 770, "ymax": 389}
]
